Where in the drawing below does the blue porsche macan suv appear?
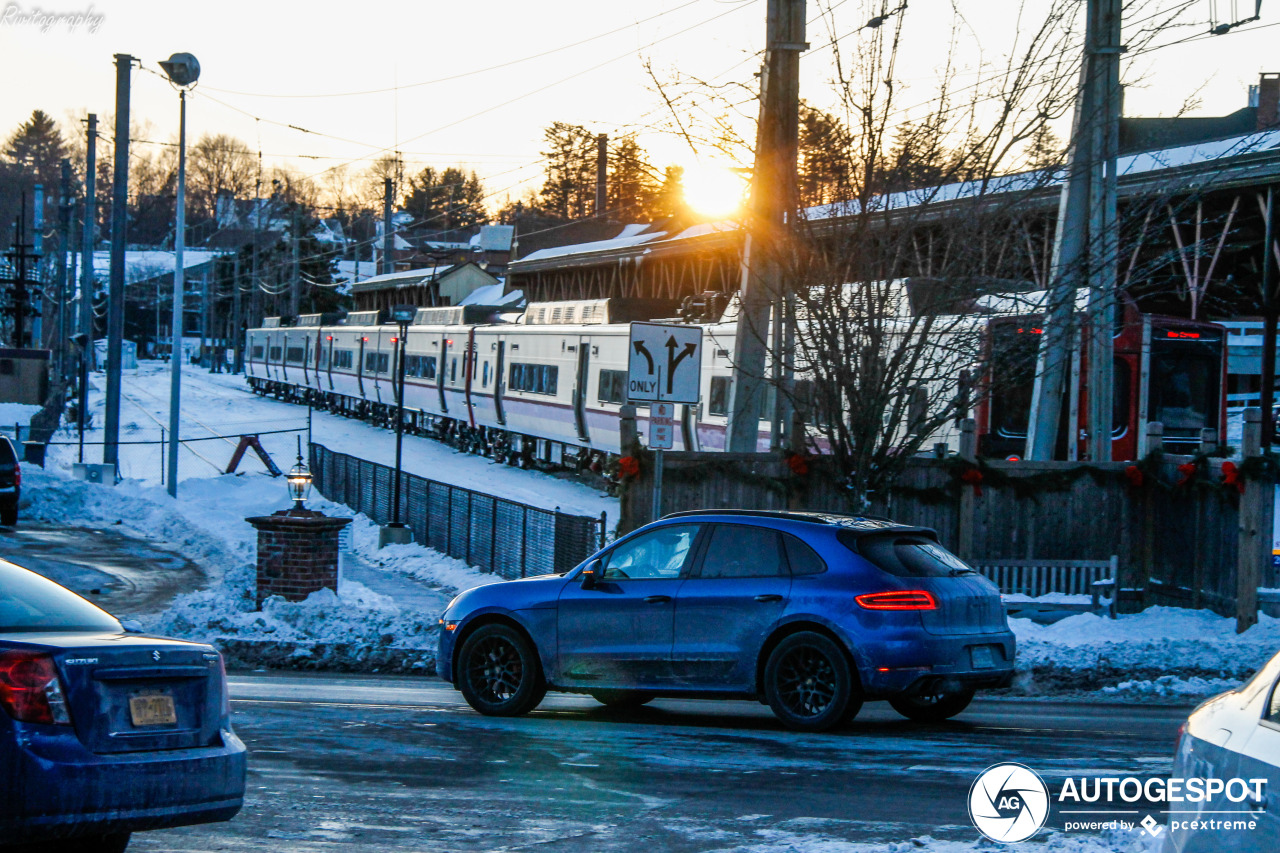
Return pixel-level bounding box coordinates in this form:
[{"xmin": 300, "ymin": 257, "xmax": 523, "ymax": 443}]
[{"xmin": 438, "ymin": 510, "xmax": 1015, "ymax": 731}]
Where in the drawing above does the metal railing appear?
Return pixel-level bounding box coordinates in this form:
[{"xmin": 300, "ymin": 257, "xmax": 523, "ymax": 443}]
[{"xmin": 309, "ymin": 443, "xmax": 606, "ymax": 579}]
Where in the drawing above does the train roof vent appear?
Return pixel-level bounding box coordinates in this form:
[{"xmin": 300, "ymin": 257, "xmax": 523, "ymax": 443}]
[
  {"xmin": 296, "ymin": 314, "xmax": 324, "ymax": 327},
  {"xmin": 262, "ymin": 317, "xmax": 281, "ymax": 328},
  {"xmin": 345, "ymin": 310, "xmax": 384, "ymax": 326}
]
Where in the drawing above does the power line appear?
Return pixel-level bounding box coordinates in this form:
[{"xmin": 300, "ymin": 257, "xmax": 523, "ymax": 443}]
[{"xmin": 199, "ymin": 0, "xmax": 710, "ymax": 100}]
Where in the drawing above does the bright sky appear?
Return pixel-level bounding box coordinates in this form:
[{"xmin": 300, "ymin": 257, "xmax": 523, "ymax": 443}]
[{"xmin": 0, "ymin": 0, "xmax": 1275, "ymax": 214}]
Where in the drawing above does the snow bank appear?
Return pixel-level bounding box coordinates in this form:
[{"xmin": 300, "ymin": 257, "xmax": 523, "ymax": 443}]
[
  {"xmin": 20, "ymin": 465, "xmax": 496, "ymax": 672},
  {"xmin": 0, "ymin": 402, "xmax": 42, "ymax": 428},
  {"xmin": 1009, "ymin": 607, "xmax": 1280, "ymax": 698}
]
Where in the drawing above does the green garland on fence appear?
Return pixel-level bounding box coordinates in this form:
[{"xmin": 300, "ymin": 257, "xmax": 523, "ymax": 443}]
[{"xmin": 888, "ymin": 449, "xmax": 1279, "ymax": 504}]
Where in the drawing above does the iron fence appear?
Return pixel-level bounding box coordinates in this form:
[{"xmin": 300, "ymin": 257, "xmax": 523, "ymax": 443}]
[{"xmin": 309, "ymin": 443, "xmax": 606, "ymax": 579}]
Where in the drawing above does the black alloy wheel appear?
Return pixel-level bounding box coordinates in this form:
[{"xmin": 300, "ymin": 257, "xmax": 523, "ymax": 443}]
[
  {"xmin": 763, "ymin": 632, "xmax": 857, "ymax": 732},
  {"xmin": 889, "ymin": 684, "xmax": 975, "ymax": 722},
  {"xmin": 458, "ymin": 623, "xmax": 546, "ymax": 717}
]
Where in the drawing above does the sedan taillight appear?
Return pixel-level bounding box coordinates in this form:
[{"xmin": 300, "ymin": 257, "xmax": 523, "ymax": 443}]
[
  {"xmin": 13, "ymin": 461, "xmax": 19, "ymax": 487},
  {"xmin": 0, "ymin": 651, "xmax": 72, "ymax": 725},
  {"xmin": 855, "ymin": 590, "xmax": 939, "ymax": 611}
]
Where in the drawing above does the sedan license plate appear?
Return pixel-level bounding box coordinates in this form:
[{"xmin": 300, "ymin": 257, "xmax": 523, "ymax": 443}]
[
  {"xmin": 129, "ymin": 693, "xmax": 177, "ymax": 727},
  {"xmin": 970, "ymin": 645, "xmax": 995, "ymax": 669}
]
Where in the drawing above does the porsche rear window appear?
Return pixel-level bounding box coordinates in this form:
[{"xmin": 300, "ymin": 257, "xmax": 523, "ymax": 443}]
[{"xmin": 840, "ymin": 531, "xmax": 974, "ymax": 578}]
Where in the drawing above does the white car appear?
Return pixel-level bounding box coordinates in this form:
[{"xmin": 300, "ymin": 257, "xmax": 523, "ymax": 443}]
[{"xmin": 1164, "ymin": 649, "xmax": 1280, "ymax": 852}]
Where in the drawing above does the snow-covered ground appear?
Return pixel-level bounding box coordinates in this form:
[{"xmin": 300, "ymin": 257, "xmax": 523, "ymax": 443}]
[
  {"xmin": 704, "ymin": 828, "xmax": 1159, "ymax": 853},
  {"xmin": 21, "ymin": 464, "xmax": 489, "ymax": 669},
  {"xmin": 44, "ymin": 361, "xmax": 616, "ymax": 519}
]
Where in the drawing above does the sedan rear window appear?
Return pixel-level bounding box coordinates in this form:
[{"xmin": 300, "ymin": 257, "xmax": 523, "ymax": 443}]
[
  {"xmin": 0, "ymin": 560, "xmax": 122, "ymax": 633},
  {"xmin": 841, "ymin": 531, "xmax": 975, "ymax": 579}
]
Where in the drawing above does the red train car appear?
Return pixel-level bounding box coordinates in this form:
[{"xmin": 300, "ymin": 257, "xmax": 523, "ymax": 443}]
[{"xmin": 977, "ymin": 302, "xmax": 1227, "ymax": 461}]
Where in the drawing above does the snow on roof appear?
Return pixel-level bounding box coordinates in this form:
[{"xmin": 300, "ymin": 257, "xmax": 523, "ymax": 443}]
[
  {"xmin": 82, "ymin": 249, "xmax": 220, "ymax": 284},
  {"xmin": 469, "ymin": 224, "xmax": 514, "ymax": 252},
  {"xmin": 333, "ymin": 260, "xmax": 379, "ymax": 283},
  {"xmin": 458, "ymin": 284, "xmax": 523, "ymax": 306},
  {"xmin": 519, "ymin": 225, "xmax": 668, "ymax": 263}
]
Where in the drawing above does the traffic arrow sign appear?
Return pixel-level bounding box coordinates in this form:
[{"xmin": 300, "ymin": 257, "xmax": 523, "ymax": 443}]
[{"xmin": 628, "ymin": 322, "xmax": 703, "ymax": 404}]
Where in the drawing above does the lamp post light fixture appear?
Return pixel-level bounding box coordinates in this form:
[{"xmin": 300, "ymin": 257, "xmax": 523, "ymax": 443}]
[
  {"xmin": 286, "ymin": 443, "xmax": 313, "ymax": 511},
  {"xmin": 379, "ymin": 304, "xmax": 417, "ymax": 548},
  {"xmin": 159, "ymin": 52, "xmax": 200, "ymax": 500}
]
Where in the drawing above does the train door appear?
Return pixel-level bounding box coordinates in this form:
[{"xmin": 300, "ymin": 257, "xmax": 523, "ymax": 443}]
[
  {"xmin": 494, "ymin": 338, "xmax": 506, "ymax": 425},
  {"xmin": 573, "ymin": 334, "xmax": 591, "ymax": 442},
  {"xmin": 464, "ymin": 329, "xmax": 477, "ymax": 427},
  {"xmin": 356, "ymin": 336, "xmax": 367, "ymax": 398},
  {"xmin": 325, "ymin": 335, "xmax": 335, "ymax": 391},
  {"xmin": 437, "ymin": 334, "xmax": 450, "ymax": 414}
]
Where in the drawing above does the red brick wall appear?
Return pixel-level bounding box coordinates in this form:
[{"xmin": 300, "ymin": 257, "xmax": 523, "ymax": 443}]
[{"xmin": 247, "ymin": 511, "xmax": 352, "ymax": 608}]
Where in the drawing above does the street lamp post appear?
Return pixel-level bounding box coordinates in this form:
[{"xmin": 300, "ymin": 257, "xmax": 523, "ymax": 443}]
[
  {"xmin": 159, "ymin": 52, "xmax": 200, "ymax": 499},
  {"xmin": 379, "ymin": 304, "xmax": 417, "ymax": 548}
]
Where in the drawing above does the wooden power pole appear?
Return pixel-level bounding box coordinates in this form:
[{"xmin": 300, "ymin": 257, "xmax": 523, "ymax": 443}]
[
  {"xmin": 1026, "ymin": 0, "xmax": 1122, "ymax": 461},
  {"xmin": 726, "ymin": 0, "xmax": 806, "ymax": 453}
]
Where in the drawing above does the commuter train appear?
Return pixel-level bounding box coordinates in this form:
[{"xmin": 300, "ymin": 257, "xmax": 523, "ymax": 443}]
[
  {"xmin": 245, "ymin": 291, "xmax": 1227, "ymax": 469},
  {"xmin": 246, "ymin": 297, "xmax": 801, "ymax": 470}
]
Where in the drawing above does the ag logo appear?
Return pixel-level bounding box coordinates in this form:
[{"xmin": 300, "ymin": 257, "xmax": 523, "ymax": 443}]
[{"xmin": 969, "ymin": 762, "xmax": 1050, "ymax": 843}]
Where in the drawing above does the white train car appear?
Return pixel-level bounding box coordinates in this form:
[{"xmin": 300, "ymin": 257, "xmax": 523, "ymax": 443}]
[{"xmin": 244, "ymin": 289, "xmax": 987, "ymax": 469}]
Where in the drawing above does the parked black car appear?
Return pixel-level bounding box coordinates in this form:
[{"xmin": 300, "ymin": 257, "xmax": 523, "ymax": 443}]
[{"xmin": 0, "ymin": 436, "xmax": 19, "ymax": 526}]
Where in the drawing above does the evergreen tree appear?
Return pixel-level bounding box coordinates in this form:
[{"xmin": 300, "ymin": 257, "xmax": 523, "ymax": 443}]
[
  {"xmin": 539, "ymin": 122, "xmax": 597, "ymax": 221},
  {"xmin": 404, "ymin": 166, "xmax": 488, "ymax": 233},
  {"xmin": 607, "ymin": 134, "xmax": 659, "ymax": 221},
  {"xmin": 798, "ymin": 103, "xmax": 854, "ymax": 207},
  {"xmin": 3, "ymin": 110, "xmax": 68, "ymax": 191}
]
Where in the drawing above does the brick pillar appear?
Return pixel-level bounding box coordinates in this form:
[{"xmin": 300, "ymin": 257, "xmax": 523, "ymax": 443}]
[{"xmin": 246, "ymin": 509, "xmax": 352, "ymax": 608}]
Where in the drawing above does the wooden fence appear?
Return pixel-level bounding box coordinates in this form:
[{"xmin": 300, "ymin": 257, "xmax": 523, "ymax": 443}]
[{"xmin": 617, "ymin": 416, "xmax": 1278, "ymax": 624}]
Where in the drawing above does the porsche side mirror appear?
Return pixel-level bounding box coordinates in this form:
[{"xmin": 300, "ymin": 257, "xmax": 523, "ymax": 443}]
[{"xmin": 580, "ymin": 562, "xmax": 600, "ymax": 590}]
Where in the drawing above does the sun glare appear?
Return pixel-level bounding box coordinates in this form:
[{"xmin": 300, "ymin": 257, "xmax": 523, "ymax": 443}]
[{"xmin": 682, "ymin": 164, "xmax": 746, "ymax": 219}]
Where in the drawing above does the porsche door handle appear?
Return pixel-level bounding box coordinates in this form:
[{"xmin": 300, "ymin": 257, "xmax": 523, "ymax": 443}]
[
  {"xmin": 754, "ymin": 594, "xmax": 783, "ymax": 602},
  {"xmin": 643, "ymin": 595, "xmax": 672, "ymax": 604}
]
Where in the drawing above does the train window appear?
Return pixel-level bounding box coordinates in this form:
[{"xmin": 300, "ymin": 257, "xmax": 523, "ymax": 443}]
[
  {"xmin": 1113, "ymin": 358, "xmax": 1131, "ymax": 436},
  {"xmin": 286, "ymin": 346, "xmax": 305, "ymax": 364},
  {"xmin": 250, "ymin": 345, "xmax": 264, "ymax": 360},
  {"xmin": 450, "ymin": 358, "xmax": 457, "ymax": 383},
  {"xmin": 598, "ymin": 369, "xmax": 626, "ymax": 404},
  {"xmin": 482, "ymin": 362, "xmax": 490, "ymax": 387},
  {"xmin": 318, "ymin": 349, "xmax": 327, "ymax": 368},
  {"xmin": 709, "ymin": 376, "xmax": 730, "ymax": 416},
  {"xmin": 332, "ymin": 349, "xmax": 353, "ymax": 370},
  {"xmin": 268, "ymin": 346, "xmax": 283, "ymax": 362},
  {"xmin": 1149, "ymin": 339, "xmax": 1220, "ymax": 436},
  {"xmin": 364, "ymin": 352, "xmax": 389, "ymax": 374},
  {"xmin": 509, "ymin": 362, "xmax": 559, "ymax": 396}
]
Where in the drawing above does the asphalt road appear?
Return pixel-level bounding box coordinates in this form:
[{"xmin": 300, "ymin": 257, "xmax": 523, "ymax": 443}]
[{"xmin": 127, "ymin": 672, "xmax": 1192, "ymax": 852}]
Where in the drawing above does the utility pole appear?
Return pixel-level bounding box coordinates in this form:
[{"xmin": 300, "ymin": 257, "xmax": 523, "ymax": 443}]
[
  {"xmin": 32, "ymin": 184, "xmax": 44, "ymax": 348},
  {"xmin": 1, "ymin": 194, "xmax": 40, "ymax": 348},
  {"xmin": 80, "ymin": 113, "xmax": 97, "ymax": 443},
  {"xmin": 382, "ymin": 177, "xmax": 394, "ymax": 275},
  {"xmin": 726, "ymin": 0, "xmax": 806, "ymax": 453},
  {"xmin": 595, "ymin": 134, "xmax": 608, "ymax": 217},
  {"xmin": 232, "ymin": 254, "xmax": 243, "ymax": 373},
  {"xmin": 1025, "ymin": 0, "xmax": 1121, "ymax": 461},
  {"xmin": 57, "ymin": 159, "xmax": 73, "ymax": 381},
  {"xmin": 290, "ymin": 208, "xmax": 300, "ymax": 318},
  {"xmin": 104, "ymin": 54, "xmax": 135, "ymax": 471},
  {"xmin": 1261, "ymin": 186, "xmax": 1277, "ymax": 447},
  {"xmin": 1084, "ymin": 0, "xmax": 1122, "ymax": 461}
]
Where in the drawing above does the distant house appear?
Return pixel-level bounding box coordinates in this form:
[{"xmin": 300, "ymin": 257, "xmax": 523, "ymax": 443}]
[{"xmin": 349, "ymin": 262, "xmax": 502, "ymax": 312}]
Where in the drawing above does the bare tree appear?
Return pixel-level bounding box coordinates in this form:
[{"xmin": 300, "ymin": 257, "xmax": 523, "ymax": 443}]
[{"xmin": 188, "ymin": 133, "xmax": 256, "ymax": 222}]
